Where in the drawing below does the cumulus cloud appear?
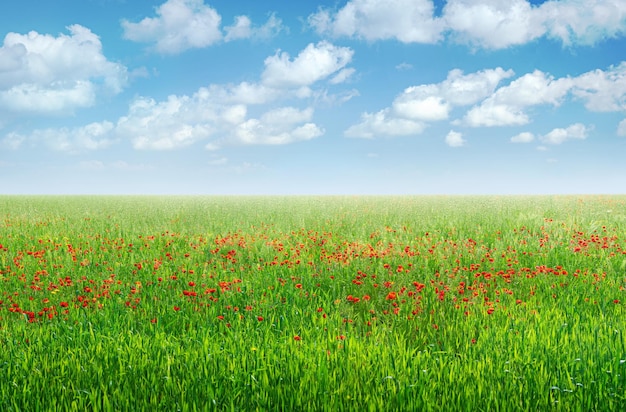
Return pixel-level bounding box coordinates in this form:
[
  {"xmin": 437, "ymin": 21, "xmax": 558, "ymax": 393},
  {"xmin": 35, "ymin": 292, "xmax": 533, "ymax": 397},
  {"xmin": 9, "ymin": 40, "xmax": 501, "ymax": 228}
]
[
  {"xmin": 232, "ymin": 107, "xmax": 324, "ymax": 146},
  {"xmin": 462, "ymin": 64, "xmax": 626, "ymax": 128},
  {"xmin": 463, "ymin": 70, "xmax": 573, "ymax": 127},
  {"xmin": 122, "ymin": 0, "xmax": 283, "ymax": 53},
  {"xmin": 443, "ymin": 0, "xmax": 545, "ymax": 49},
  {"xmin": 541, "ymin": 0, "xmax": 626, "ymax": 46},
  {"xmin": 510, "ymin": 131, "xmax": 535, "ymax": 143},
  {"xmin": 4, "ymin": 40, "xmax": 351, "ymax": 152},
  {"xmin": 344, "ymin": 109, "xmax": 425, "ymax": 138},
  {"xmin": 571, "ymin": 62, "xmax": 626, "ymax": 112},
  {"xmin": 122, "ymin": 0, "xmax": 222, "ymax": 53},
  {"xmin": 224, "ymin": 13, "xmax": 283, "ymax": 42},
  {"xmin": 445, "ymin": 130, "xmax": 466, "ymax": 147},
  {"xmin": 0, "ymin": 25, "xmax": 127, "ymax": 114},
  {"xmin": 449, "ymin": 0, "xmax": 626, "ymax": 48},
  {"xmin": 261, "ymin": 41, "xmax": 354, "ymax": 88},
  {"xmin": 345, "ymin": 67, "xmax": 512, "ymax": 137},
  {"xmin": 0, "ymin": 132, "xmax": 25, "ymax": 150},
  {"xmin": 540, "ymin": 123, "xmax": 590, "ymax": 144},
  {"xmin": 6, "ymin": 121, "xmax": 116, "ymax": 153},
  {"xmin": 113, "ymin": 42, "xmax": 352, "ymax": 150},
  {"xmin": 308, "ymin": 0, "xmax": 444, "ymax": 43},
  {"xmin": 347, "ymin": 62, "xmax": 626, "ymax": 139},
  {"xmin": 116, "ymin": 91, "xmax": 230, "ymax": 150},
  {"xmin": 308, "ymin": 0, "xmax": 626, "ymax": 49}
]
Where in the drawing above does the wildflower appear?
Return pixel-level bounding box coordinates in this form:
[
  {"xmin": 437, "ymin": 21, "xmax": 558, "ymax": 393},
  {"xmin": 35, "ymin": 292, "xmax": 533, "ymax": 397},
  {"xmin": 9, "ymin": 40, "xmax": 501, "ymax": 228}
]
[
  {"xmin": 257, "ymin": 316, "xmax": 264, "ymax": 321},
  {"xmin": 386, "ymin": 292, "xmax": 397, "ymax": 300},
  {"xmin": 173, "ymin": 306, "xmax": 180, "ymax": 311},
  {"xmin": 293, "ymin": 335, "xmax": 301, "ymax": 341}
]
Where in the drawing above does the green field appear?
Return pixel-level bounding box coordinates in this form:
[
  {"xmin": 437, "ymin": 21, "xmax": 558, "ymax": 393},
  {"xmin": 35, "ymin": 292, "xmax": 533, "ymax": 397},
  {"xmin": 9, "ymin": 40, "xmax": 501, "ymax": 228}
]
[{"xmin": 1, "ymin": 195, "xmax": 625, "ymax": 411}]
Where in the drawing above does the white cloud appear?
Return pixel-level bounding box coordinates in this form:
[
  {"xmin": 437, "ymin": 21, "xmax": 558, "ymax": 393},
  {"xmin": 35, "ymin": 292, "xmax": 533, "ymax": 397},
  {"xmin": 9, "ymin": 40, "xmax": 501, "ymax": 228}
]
[
  {"xmin": 463, "ymin": 64, "xmax": 626, "ymax": 127},
  {"xmin": 329, "ymin": 68, "xmax": 356, "ymax": 84},
  {"xmin": 541, "ymin": 0, "xmax": 626, "ymax": 46},
  {"xmin": 394, "ymin": 67, "xmax": 514, "ymax": 122},
  {"xmin": 1, "ymin": 132, "xmax": 25, "ymax": 150},
  {"xmin": 116, "ymin": 94, "xmax": 219, "ymax": 150},
  {"xmin": 571, "ymin": 62, "xmax": 626, "ymax": 112},
  {"xmin": 261, "ymin": 41, "xmax": 354, "ymax": 88},
  {"xmin": 618, "ymin": 119, "xmax": 626, "ymax": 137},
  {"xmin": 309, "ymin": 0, "xmax": 626, "ymax": 49},
  {"xmin": 541, "ymin": 123, "xmax": 590, "ymax": 144},
  {"xmin": 441, "ymin": 68, "xmax": 516, "ymax": 106},
  {"xmin": 224, "ymin": 15, "xmax": 252, "ymax": 41},
  {"xmin": 207, "ymin": 82, "xmax": 279, "ymax": 105},
  {"xmin": 3, "ymin": 37, "xmax": 357, "ymax": 153},
  {"xmin": 445, "ymin": 130, "xmax": 466, "ymax": 147},
  {"xmin": 224, "ymin": 13, "xmax": 283, "ymax": 42},
  {"xmin": 393, "ymin": 93, "xmax": 450, "ymax": 121},
  {"xmin": 511, "ymin": 131, "xmax": 535, "ymax": 143},
  {"xmin": 463, "ymin": 102, "xmax": 529, "ymax": 127},
  {"xmin": 121, "ymin": 0, "xmax": 222, "ymax": 54},
  {"xmin": 233, "ymin": 107, "xmax": 324, "ymax": 146},
  {"xmin": 489, "ymin": 70, "xmax": 573, "ymax": 106},
  {"xmin": 443, "ymin": 0, "xmax": 545, "ymax": 49},
  {"xmin": 112, "ymin": 40, "xmax": 353, "ymax": 150},
  {"xmin": 309, "ymin": 0, "xmax": 444, "ymax": 43},
  {"xmin": 0, "ymin": 25, "xmax": 127, "ymax": 114},
  {"xmin": 344, "ymin": 109, "xmax": 425, "ymax": 138},
  {"xmin": 463, "ymin": 70, "xmax": 573, "ymax": 126},
  {"xmin": 346, "ymin": 67, "xmax": 512, "ymax": 137},
  {"xmin": 6, "ymin": 121, "xmax": 116, "ymax": 153},
  {"xmin": 122, "ymin": 1, "xmax": 283, "ymax": 53}
]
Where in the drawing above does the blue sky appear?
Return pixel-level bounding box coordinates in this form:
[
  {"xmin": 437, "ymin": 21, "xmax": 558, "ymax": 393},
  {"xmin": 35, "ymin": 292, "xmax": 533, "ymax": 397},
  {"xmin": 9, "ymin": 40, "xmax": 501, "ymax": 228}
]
[{"xmin": 1, "ymin": 0, "xmax": 625, "ymax": 194}]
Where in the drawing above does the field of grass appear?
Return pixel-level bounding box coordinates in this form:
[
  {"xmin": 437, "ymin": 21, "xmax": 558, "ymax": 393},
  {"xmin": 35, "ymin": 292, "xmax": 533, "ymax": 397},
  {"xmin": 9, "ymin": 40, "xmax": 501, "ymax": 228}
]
[{"xmin": 1, "ymin": 195, "xmax": 625, "ymax": 411}]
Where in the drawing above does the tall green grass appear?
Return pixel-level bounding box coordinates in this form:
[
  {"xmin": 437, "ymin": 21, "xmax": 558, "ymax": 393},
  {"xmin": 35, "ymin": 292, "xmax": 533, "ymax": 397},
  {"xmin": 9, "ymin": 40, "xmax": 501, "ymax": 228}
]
[{"xmin": 0, "ymin": 195, "xmax": 625, "ymax": 410}]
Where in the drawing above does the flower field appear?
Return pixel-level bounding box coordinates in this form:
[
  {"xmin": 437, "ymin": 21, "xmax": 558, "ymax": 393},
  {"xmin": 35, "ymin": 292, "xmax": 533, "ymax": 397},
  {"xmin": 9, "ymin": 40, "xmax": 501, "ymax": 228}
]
[{"xmin": 1, "ymin": 195, "xmax": 625, "ymax": 411}]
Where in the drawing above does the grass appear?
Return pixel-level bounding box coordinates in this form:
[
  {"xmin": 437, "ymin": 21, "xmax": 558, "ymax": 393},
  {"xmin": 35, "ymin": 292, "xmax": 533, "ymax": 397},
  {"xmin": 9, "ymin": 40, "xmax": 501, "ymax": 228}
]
[{"xmin": 0, "ymin": 195, "xmax": 625, "ymax": 411}]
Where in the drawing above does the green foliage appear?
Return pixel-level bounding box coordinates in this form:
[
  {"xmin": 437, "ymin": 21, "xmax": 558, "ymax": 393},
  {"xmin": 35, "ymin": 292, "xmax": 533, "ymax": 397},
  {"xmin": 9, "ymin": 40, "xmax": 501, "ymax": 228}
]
[{"xmin": 0, "ymin": 195, "xmax": 625, "ymax": 410}]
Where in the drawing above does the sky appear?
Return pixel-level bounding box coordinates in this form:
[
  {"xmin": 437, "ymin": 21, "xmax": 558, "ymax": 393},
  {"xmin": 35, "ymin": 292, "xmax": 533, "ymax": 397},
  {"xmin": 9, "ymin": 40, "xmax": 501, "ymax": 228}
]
[{"xmin": 1, "ymin": 0, "xmax": 626, "ymax": 195}]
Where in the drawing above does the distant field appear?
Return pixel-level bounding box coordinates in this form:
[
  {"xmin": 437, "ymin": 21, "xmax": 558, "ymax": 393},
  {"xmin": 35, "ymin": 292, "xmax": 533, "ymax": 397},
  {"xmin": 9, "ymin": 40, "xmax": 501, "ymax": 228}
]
[{"xmin": 1, "ymin": 195, "xmax": 625, "ymax": 411}]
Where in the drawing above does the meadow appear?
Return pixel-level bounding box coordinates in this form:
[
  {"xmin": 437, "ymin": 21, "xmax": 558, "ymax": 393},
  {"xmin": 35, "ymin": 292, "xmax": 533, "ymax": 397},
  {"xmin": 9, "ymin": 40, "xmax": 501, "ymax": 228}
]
[{"xmin": 0, "ymin": 195, "xmax": 625, "ymax": 411}]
